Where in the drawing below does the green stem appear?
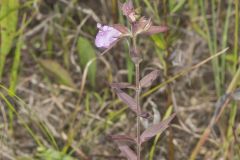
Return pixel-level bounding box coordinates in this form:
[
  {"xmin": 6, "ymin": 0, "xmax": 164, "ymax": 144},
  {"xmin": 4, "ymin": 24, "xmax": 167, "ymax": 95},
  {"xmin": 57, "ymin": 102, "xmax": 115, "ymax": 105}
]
[{"xmin": 233, "ymin": 0, "xmax": 239, "ymax": 71}]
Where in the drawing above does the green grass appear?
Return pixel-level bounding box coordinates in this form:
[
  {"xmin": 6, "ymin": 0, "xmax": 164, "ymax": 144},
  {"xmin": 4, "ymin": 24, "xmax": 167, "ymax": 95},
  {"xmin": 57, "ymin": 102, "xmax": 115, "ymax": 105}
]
[
  {"xmin": 222, "ymin": 1, "xmax": 239, "ymax": 157},
  {"xmin": 0, "ymin": 0, "xmax": 19, "ymax": 79}
]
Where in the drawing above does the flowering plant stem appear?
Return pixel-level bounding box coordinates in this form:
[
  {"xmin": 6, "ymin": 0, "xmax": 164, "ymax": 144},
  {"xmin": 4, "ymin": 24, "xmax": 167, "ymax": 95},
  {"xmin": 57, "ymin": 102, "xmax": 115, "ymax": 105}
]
[
  {"xmin": 95, "ymin": 1, "xmax": 175, "ymax": 159},
  {"xmin": 135, "ymin": 62, "xmax": 141, "ymax": 160},
  {"xmin": 135, "ymin": 63, "xmax": 141, "ymax": 160},
  {"xmin": 133, "ymin": 36, "xmax": 141, "ymax": 160}
]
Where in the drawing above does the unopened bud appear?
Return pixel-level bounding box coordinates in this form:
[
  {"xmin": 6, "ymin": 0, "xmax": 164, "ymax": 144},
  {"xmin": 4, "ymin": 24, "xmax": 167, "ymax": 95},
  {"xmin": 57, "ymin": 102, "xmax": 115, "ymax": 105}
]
[{"xmin": 121, "ymin": 0, "xmax": 138, "ymax": 23}]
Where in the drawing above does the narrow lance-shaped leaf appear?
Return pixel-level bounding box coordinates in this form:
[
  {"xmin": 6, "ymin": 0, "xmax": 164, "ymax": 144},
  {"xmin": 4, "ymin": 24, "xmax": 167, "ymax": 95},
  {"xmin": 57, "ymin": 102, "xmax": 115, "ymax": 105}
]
[
  {"xmin": 118, "ymin": 145, "xmax": 137, "ymax": 160},
  {"xmin": 144, "ymin": 25, "xmax": 168, "ymax": 35},
  {"xmin": 114, "ymin": 88, "xmax": 138, "ymax": 114},
  {"xmin": 110, "ymin": 82, "xmax": 135, "ymax": 89},
  {"xmin": 114, "ymin": 88, "xmax": 150, "ymax": 118},
  {"xmin": 140, "ymin": 70, "xmax": 160, "ymax": 88},
  {"xmin": 112, "ymin": 24, "xmax": 129, "ymax": 34},
  {"xmin": 140, "ymin": 113, "xmax": 176, "ymax": 143},
  {"xmin": 110, "ymin": 134, "xmax": 136, "ymax": 144}
]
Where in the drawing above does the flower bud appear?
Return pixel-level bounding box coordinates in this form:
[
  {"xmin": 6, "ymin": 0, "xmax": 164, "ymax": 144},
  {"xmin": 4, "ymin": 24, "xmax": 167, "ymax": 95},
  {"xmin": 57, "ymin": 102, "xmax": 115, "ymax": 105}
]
[{"xmin": 121, "ymin": 0, "xmax": 137, "ymax": 23}]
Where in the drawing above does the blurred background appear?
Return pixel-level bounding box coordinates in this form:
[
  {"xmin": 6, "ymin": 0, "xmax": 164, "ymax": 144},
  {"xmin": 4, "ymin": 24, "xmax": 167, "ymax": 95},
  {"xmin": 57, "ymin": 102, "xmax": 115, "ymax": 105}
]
[{"xmin": 0, "ymin": 0, "xmax": 239, "ymax": 159}]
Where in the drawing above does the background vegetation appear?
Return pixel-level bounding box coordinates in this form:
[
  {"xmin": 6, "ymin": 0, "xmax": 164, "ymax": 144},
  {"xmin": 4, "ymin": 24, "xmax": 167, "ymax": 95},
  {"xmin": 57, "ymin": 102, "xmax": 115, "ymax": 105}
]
[{"xmin": 0, "ymin": 0, "xmax": 239, "ymax": 159}]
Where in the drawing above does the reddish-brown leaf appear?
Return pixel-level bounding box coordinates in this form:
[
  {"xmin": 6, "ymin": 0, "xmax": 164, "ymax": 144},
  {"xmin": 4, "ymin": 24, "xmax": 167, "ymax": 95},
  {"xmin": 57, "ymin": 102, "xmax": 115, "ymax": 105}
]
[
  {"xmin": 110, "ymin": 135, "xmax": 136, "ymax": 144},
  {"xmin": 140, "ymin": 113, "xmax": 176, "ymax": 143},
  {"xmin": 140, "ymin": 70, "xmax": 160, "ymax": 88},
  {"xmin": 118, "ymin": 145, "xmax": 137, "ymax": 160},
  {"xmin": 113, "ymin": 88, "xmax": 149, "ymax": 118},
  {"xmin": 110, "ymin": 82, "xmax": 135, "ymax": 89},
  {"xmin": 144, "ymin": 25, "xmax": 168, "ymax": 35},
  {"xmin": 112, "ymin": 24, "xmax": 129, "ymax": 34},
  {"xmin": 114, "ymin": 88, "xmax": 138, "ymax": 114}
]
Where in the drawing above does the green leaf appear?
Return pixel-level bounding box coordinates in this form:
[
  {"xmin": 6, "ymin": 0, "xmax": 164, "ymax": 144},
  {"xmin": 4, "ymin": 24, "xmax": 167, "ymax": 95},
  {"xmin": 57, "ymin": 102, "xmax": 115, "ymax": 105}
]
[
  {"xmin": 36, "ymin": 147, "xmax": 77, "ymax": 160},
  {"xmin": 151, "ymin": 35, "xmax": 166, "ymax": 50},
  {"xmin": 0, "ymin": 0, "xmax": 19, "ymax": 78},
  {"xmin": 77, "ymin": 37, "xmax": 96, "ymax": 87},
  {"xmin": 39, "ymin": 59, "xmax": 76, "ymax": 88}
]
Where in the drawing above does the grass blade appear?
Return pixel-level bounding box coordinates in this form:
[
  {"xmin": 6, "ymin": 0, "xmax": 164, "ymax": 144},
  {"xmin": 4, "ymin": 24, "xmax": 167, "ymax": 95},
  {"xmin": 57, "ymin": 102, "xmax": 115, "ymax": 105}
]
[
  {"xmin": 0, "ymin": 0, "xmax": 19, "ymax": 79},
  {"xmin": 9, "ymin": 15, "xmax": 26, "ymax": 93}
]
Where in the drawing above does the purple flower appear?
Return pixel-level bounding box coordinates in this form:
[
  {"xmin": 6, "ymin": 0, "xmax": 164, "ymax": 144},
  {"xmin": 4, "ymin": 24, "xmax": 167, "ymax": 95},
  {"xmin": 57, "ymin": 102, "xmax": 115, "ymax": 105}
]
[{"xmin": 95, "ymin": 23, "xmax": 122, "ymax": 49}]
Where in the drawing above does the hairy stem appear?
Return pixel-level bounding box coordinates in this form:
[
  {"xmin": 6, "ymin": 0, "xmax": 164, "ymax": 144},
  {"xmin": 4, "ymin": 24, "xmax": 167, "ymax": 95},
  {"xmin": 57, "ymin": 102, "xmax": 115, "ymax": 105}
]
[
  {"xmin": 133, "ymin": 35, "xmax": 141, "ymax": 160},
  {"xmin": 135, "ymin": 62, "xmax": 141, "ymax": 160}
]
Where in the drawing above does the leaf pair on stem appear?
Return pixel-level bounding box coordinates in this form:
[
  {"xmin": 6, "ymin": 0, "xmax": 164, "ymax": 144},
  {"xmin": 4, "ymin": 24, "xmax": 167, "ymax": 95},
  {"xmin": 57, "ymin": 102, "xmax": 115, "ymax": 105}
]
[
  {"xmin": 110, "ymin": 69, "xmax": 175, "ymax": 159},
  {"xmin": 111, "ymin": 114, "xmax": 176, "ymax": 160},
  {"xmin": 111, "ymin": 69, "xmax": 160, "ymax": 118}
]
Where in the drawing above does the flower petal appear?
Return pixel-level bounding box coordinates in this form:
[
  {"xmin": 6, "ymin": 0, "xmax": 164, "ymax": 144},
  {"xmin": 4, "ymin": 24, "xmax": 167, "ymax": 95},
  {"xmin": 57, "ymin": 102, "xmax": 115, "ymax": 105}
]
[{"xmin": 95, "ymin": 24, "xmax": 122, "ymax": 49}]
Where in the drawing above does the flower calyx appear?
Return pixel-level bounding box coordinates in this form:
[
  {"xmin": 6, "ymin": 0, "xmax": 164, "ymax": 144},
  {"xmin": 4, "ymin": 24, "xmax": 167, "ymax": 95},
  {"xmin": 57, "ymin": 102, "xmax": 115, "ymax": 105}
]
[{"xmin": 133, "ymin": 17, "xmax": 168, "ymax": 36}]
